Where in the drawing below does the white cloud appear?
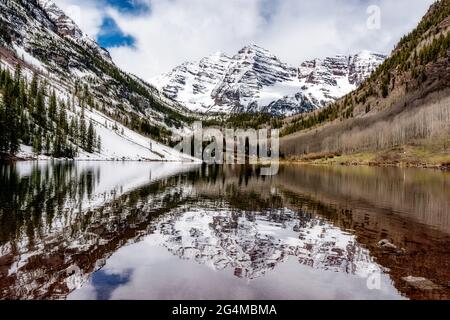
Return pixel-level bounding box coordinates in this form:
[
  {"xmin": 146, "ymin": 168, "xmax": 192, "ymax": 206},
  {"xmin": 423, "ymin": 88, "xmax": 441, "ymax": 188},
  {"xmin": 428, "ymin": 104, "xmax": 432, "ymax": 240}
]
[
  {"xmin": 54, "ymin": 0, "xmax": 436, "ymax": 80},
  {"xmin": 108, "ymin": 0, "xmax": 265, "ymax": 81}
]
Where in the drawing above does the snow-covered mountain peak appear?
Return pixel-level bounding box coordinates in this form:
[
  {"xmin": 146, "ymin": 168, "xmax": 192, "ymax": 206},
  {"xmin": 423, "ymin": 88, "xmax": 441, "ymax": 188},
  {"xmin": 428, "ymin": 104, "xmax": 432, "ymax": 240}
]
[
  {"xmin": 232, "ymin": 44, "xmax": 287, "ymax": 73},
  {"xmin": 236, "ymin": 44, "xmax": 273, "ymax": 56},
  {"xmin": 152, "ymin": 46, "xmax": 386, "ymax": 115}
]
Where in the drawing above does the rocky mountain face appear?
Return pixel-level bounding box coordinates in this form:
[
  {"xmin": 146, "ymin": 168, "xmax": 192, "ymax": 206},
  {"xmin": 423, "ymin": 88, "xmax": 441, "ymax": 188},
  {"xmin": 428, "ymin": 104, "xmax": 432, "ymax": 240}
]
[
  {"xmin": 153, "ymin": 45, "xmax": 386, "ymax": 116},
  {"xmin": 36, "ymin": 0, "xmax": 112, "ymax": 61}
]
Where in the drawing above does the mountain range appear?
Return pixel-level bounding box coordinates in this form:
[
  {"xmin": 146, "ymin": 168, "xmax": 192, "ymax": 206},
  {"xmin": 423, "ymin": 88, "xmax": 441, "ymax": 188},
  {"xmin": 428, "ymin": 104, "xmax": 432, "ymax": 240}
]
[{"xmin": 152, "ymin": 45, "xmax": 386, "ymax": 116}]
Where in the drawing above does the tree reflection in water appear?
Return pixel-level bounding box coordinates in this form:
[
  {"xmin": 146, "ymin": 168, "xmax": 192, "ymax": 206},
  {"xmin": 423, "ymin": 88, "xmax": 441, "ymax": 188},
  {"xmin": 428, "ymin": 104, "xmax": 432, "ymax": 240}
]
[{"xmin": 0, "ymin": 162, "xmax": 449, "ymax": 300}]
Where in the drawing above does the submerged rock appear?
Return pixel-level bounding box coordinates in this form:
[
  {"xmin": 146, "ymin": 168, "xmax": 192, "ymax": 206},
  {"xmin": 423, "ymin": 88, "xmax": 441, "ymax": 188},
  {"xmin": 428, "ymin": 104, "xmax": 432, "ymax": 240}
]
[
  {"xmin": 402, "ymin": 276, "xmax": 444, "ymax": 290},
  {"xmin": 377, "ymin": 239, "xmax": 406, "ymax": 254},
  {"xmin": 377, "ymin": 239, "xmax": 397, "ymax": 250}
]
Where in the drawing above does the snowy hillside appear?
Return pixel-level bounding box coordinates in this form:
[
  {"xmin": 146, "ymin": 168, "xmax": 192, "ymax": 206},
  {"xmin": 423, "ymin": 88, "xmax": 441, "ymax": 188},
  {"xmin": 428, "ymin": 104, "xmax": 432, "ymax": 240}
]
[
  {"xmin": 0, "ymin": 0, "xmax": 196, "ymax": 162},
  {"xmin": 15, "ymin": 104, "xmax": 196, "ymax": 162},
  {"xmin": 153, "ymin": 45, "xmax": 386, "ymax": 116}
]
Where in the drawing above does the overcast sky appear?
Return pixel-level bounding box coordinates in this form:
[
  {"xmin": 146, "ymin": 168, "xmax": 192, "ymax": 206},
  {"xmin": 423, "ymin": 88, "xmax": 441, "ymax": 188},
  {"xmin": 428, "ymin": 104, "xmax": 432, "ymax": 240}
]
[{"xmin": 53, "ymin": 0, "xmax": 435, "ymax": 81}]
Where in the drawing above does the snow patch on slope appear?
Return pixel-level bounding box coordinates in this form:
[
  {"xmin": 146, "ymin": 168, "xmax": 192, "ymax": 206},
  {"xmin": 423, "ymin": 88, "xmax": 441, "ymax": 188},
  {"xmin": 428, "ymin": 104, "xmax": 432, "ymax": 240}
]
[{"xmin": 76, "ymin": 107, "xmax": 196, "ymax": 162}]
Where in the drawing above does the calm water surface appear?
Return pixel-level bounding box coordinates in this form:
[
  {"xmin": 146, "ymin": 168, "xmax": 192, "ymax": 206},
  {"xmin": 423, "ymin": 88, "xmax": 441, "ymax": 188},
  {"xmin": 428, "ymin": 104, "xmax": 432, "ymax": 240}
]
[{"xmin": 0, "ymin": 162, "xmax": 449, "ymax": 300}]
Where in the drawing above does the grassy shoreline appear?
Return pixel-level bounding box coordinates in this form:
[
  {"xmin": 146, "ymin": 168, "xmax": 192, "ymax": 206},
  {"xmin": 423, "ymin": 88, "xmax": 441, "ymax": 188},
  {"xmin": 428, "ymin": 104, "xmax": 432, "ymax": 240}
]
[
  {"xmin": 281, "ymin": 133, "xmax": 450, "ymax": 170},
  {"xmin": 280, "ymin": 159, "xmax": 450, "ymax": 170},
  {"xmin": 282, "ymin": 148, "xmax": 450, "ymax": 170}
]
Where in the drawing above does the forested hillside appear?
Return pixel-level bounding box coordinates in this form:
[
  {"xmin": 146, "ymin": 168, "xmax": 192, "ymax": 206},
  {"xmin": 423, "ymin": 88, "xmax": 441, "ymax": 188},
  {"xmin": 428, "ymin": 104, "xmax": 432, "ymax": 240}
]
[
  {"xmin": 0, "ymin": 65, "xmax": 100, "ymax": 158},
  {"xmin": 280, "ymin": 0, "xmax": 450, "ymax": 167}
]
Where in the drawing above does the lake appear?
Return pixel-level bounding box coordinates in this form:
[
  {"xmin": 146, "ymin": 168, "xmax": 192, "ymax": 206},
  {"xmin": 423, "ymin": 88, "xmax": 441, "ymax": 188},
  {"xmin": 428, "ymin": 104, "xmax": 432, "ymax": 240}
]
[{"xmin": 0, "ymin": 162, "xmax": 449, "ymax": 300}]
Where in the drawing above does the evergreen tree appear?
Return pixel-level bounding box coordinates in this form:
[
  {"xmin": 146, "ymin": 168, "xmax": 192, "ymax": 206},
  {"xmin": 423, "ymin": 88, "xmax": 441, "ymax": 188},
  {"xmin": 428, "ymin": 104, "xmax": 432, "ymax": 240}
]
[
  {"xmin": 0, "ymin": 63, "xmax": 107, "ymax": 159},
  {"xmin": 80, "ymin": 118, "xmax": 87, "ymax": 148},
  {"xmin": 14, "ymin": 64, "xmax": 21, "ymax": 85},
  {"xmin": 19, "ymin": 78, "xmax": 27, "ymax": 112},
  {"xmin": 30, "ymin": 72, "xmax": 38, "ymax": 99},
  {"xmin": 1, "ymin": 78, "xmax": 20, "ymax": 155},
  {"xmin": 69, "ymin": 116, "xmax": 76, "ymax": 138},
  {"xmin": 20, "ymin": 112, "xmax": 30, "ymax": 145},
  {"xmin": 58, "ymin": 103, "xmax": 68, "ymax": 133},
  {"xmin": 87, "ymin": 120, "xmax": 95, "ymax": 153},
  {"xmin": 34, "ymin": 87, "xmax": 46, "ymax": 128},
  {"xmin": 49, "ymin": 90, "xmax": 57, "ymax": 121},
  {"xmin": 44, "ymin": 133, "xmax": 51, "ymax": 155},
  {"xmin": 32, "ymin": 129, "xmax": 42, "ymax": 155}
]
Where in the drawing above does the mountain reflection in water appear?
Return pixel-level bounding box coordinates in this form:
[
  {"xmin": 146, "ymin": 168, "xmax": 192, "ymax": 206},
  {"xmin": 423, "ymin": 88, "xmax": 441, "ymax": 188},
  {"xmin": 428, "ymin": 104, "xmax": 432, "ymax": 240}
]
[{"xmin": 0, "ymin": 162, "xmax": 449, "ymax": 300}]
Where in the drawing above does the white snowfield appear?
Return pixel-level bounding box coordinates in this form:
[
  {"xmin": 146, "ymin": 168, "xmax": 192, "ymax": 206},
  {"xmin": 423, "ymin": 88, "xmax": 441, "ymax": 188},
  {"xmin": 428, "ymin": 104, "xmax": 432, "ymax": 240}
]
[{"xmin": 74, "ymin": 107, "xmax": 198, "ymax": 162}]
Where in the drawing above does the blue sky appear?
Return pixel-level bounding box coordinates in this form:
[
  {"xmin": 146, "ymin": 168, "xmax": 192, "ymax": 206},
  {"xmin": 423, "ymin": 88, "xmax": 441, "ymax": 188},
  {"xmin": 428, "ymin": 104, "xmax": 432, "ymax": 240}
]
[
  {"xmin": 54, "ymin": 0, "xmax": 436, "ymax": 79},
  {"xmin": 104, "ymin": 0, "xmax": 150, "ymax": 14},
  {"xmin": 95, "ymin": 0, "xmax": 151, "ymax": 47},
  {"xmin": 97, "ymin": 16, "xmax": 135, "ymax": 47}
]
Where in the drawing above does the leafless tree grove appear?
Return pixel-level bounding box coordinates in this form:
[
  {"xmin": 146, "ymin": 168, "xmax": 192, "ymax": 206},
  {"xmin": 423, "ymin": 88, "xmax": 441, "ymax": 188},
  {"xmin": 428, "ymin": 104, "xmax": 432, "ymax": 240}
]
[{"xmin": 307, "ymin": 96, "xmax": 450, "ymax": 155}]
